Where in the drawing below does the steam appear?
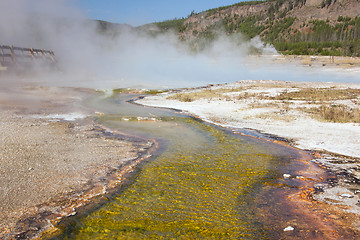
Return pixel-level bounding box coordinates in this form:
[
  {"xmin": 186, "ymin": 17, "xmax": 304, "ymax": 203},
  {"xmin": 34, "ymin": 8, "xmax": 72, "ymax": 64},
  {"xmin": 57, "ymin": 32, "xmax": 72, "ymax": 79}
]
[{"xmin": 1, "ymin": 0, "xmax": 358, "ymax": 90}]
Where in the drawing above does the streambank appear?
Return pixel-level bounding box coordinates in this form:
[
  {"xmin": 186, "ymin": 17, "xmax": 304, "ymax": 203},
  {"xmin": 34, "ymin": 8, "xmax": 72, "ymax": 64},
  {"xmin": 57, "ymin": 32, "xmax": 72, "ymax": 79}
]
[
  {"xmin": 136, "ymin": 80, "xmax": 360, "ymax": 233},
  {"xmin": 137, "ymin": 80, "xmax": 360, "ymax": 158},
  {"xmin": 0, "ymin": 87, "xmax": 155, "ymax": 239}
]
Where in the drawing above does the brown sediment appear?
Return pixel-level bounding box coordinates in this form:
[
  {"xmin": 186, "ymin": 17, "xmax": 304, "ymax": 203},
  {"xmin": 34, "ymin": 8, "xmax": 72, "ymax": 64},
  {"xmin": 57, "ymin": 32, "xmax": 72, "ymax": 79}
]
[
  {"xmin": 238, "ymin": 131, "xmax": 360, "ymax": 238},
  {"xmin": 185, "ymin": 107, "xmax": 360, "ymax": 238},
  {"xmin": 284, "ymin": 175, "xmax": 360, "ymax": 239},
  {"xmin": 188, "ymin": 108, "xmax": 360, "ymax": 237},
  {"xmin": 250, "ymin": 136, "xmax": 360, "ymax": 239}
]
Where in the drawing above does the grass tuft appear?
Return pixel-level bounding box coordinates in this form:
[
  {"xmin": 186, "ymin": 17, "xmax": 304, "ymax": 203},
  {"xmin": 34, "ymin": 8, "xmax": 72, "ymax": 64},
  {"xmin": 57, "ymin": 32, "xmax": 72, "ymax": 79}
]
[{"xmin": 302, "ymin": 104, "xmax": 360, "ymax": 123}]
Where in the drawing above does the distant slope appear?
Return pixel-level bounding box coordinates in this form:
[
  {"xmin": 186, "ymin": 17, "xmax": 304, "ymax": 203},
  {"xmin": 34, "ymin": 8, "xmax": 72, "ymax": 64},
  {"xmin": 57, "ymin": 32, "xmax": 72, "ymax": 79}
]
[
  {"xmin": 148, "ymin": 0, "xmax": 360, "ymax": 56},
  {"xmin": 94, "ymin": 19, "xmax": 134, "ymax": 36}
]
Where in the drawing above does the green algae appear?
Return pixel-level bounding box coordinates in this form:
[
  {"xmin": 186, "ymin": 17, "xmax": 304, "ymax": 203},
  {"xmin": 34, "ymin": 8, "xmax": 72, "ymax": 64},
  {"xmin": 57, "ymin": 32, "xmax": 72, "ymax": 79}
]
[{"xmin": 58, "ymin": 117, "xmax": 278, "ymax": 239}]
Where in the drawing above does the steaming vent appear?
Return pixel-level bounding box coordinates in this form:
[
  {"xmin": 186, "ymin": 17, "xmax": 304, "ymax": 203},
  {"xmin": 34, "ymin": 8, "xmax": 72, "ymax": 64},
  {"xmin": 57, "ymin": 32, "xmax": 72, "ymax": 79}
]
[{"xmin": 0, "ymin": 45, "xmax": 56, "ymax": 71}]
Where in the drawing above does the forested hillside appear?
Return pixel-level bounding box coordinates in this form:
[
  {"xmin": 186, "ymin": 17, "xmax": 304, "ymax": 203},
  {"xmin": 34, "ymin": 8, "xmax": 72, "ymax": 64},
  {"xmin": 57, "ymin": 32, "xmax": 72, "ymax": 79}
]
[{"xmin": 149, "ymin": 0, "xmax": 360, "ymax": 56}]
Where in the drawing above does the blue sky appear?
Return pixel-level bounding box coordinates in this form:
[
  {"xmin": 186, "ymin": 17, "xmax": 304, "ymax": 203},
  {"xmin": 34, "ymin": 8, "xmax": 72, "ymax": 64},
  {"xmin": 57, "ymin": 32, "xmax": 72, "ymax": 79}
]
[{"xmin": 75, "ymin": 0, "xmax": 243, "ymax": 26}]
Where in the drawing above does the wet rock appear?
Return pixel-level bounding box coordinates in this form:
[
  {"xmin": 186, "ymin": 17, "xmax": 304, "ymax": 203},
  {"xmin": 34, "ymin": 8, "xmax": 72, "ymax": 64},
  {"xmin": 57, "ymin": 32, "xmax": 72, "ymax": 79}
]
[{"xmin": 283, "ymin": 226, "xmax": 294, "ymax": 231}]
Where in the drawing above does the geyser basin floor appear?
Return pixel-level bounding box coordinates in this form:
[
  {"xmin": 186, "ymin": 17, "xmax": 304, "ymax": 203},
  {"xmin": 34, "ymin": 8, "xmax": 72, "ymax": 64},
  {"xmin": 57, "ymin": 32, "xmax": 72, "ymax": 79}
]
[
  {"xmin": 49, "ymin": 93, "xmax": 357, "ymax": 239},
  {"xmin": 0, "ymin": 87, "xmax": 152, "ymax": 239},
  {"xmin": 1, "ymin": 87, "xmax": 358, "ymax": 239}
]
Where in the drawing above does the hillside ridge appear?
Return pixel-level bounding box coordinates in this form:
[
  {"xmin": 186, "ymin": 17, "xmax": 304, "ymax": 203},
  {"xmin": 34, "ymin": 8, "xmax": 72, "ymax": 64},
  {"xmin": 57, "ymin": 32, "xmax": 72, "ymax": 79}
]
[{"xmin": 151, "ymin": 0, "xmax": 360, "ymax": 56}]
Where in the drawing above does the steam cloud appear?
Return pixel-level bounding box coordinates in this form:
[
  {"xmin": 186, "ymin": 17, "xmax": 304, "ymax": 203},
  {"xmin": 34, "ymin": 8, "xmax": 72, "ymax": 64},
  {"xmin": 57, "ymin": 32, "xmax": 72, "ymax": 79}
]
[{"xmin": 1, "ymin": 0, "xmax": 358, "ymax": 90}]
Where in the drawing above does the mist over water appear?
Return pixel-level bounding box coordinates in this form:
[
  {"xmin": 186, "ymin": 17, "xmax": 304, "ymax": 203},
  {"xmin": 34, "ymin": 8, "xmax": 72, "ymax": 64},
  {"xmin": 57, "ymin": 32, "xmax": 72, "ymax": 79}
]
[{"xmin": 1, "ymin": 0, "xmax": 359, "ymax": 90}]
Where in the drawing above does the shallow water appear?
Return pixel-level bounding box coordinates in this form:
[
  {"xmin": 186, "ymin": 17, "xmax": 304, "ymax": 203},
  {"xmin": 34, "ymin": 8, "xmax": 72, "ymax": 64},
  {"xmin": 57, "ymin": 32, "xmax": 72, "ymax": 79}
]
[{"xmin": 53, "ymin": 93, "xmax": 318, "ymax": 239}]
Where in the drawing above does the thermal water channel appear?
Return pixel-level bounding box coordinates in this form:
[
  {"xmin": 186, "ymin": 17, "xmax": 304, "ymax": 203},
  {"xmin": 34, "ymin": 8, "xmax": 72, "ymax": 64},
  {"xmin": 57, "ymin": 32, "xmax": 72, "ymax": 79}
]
[{"xmin": 53, "ymin": 93, "xmax": 322, "ymax": 239}]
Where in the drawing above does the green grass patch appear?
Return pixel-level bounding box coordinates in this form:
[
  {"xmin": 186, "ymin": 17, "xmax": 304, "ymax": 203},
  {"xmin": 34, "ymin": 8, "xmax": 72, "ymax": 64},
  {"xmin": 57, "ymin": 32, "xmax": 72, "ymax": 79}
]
[
  {"xmin": 144, "ymin": 89, "xmax": 168, "ymax": 95},
  {"xmin": 111, "ymin": 88, "xmax": 168, "ymax": 97},
  {"xmin": 112, "ymin": 88, "xmax": 133, "ymax": 94}
]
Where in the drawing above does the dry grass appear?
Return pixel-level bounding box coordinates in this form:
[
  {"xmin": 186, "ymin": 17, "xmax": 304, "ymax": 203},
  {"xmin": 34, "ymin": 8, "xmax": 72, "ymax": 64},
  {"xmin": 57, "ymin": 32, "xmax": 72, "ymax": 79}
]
[
  {"xmin": 245, "ymin": 82, "xmax": 299, "ymax": 89},
  {"xmin": 301, "ymin": 104, "xmax": 360, "ymax": 123},
  {"xmin": 246, "ymin": 112, "xmax": 297, "ymax": 122},
  {"xmin": 166, "ymin": 83, "xmax": 360, "ymax": 123},
  {"xmin": 271, "ymin": 87, "xmax": 360, "ymax": 122},
  {"xmin": 167, "ymin": 88, "xmax": 244, "ymax": 102},
  {"xmin": 248, "ymin": 102, "xmax": 283, "ymax": 109},
  {"xmin": 235, "ymin": 92, "xmax": 261, "ymax": 100},
  {"xmin": 167, "ymin": 84, "xmax": 299, "ymax": 103},
  {"xmin": 273, "ymin": 88, "xmax": 360, "ymax": 101},
  {"xmin": 167, "ymin": 91, "xmax": 220, "ymax": 102}
]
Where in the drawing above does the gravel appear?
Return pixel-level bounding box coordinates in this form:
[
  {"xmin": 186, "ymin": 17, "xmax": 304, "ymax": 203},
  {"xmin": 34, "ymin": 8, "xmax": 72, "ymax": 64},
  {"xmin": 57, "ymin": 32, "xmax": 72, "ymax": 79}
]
[{"xmin": 0, "ymin": 86, "xmax": 148, "ymax": 239}]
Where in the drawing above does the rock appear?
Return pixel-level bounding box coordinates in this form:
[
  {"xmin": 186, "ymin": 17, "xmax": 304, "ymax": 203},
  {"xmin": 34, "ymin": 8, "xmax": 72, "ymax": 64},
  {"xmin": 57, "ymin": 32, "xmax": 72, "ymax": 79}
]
[
  {"xmin": 314, "ymin": 184, "xmax": 328, "ymax": 193},
  {"xmin": 283, "ymin": 174, "xmax": 291, "ymax": 179},
  {"xmin": 283, "ymin": 226, "xmax": 294, "ymax": 231},
  {"xmin": 314, "ymin": 183, "xmax": 328, "ymax": 190},
  {"xmin": 340, "ymin": 193, "xmax": 354, "ymax": 198}
]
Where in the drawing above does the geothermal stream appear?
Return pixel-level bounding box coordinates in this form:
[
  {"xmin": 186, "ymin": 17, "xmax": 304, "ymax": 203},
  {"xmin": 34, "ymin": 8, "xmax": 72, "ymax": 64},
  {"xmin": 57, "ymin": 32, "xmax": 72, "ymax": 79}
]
[{"xmin": 48, "ymin": 93, "xmax": 346, "ymax": 239}]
